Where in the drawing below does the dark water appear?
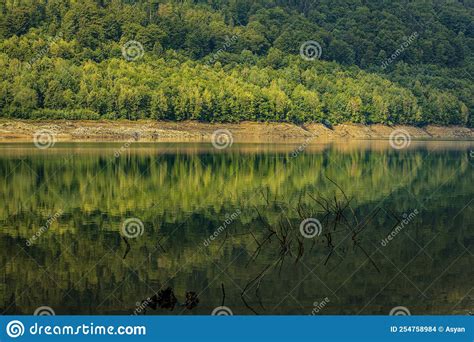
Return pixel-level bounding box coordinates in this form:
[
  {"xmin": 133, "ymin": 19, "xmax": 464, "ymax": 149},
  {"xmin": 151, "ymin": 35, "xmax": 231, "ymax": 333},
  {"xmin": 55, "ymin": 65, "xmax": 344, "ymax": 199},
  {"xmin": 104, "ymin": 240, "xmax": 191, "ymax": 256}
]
[{"xmin": 0, "ymin": 142, "xmax": 473, "ymax": 315}]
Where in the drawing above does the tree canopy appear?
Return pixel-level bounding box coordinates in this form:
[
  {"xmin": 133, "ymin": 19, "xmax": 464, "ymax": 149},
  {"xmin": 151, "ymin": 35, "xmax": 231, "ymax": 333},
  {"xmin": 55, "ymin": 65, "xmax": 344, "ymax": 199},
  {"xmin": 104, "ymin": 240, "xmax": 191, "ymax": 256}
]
[{"xmin": 0, "ymin": 0, "xmax": 472, "ymax": 126}]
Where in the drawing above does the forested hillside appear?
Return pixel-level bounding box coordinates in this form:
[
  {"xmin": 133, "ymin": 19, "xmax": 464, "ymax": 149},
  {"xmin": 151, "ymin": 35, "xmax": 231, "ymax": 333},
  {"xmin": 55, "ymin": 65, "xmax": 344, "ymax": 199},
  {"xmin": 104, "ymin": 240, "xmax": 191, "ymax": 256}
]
[{"xmin": 0, "ymin": 0, "xmax": 473, "ymax": 126}]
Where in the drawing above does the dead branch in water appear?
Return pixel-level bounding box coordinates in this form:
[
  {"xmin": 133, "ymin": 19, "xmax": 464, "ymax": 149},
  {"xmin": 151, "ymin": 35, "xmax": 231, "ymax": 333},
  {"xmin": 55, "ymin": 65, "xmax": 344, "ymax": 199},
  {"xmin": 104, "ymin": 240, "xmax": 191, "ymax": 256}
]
[
  {"xmin": 220, "ymin": 283, "xmax": 226, "ymax": 306},
  {"xmin": 240, "ymin": 177, "xmax": 384, "ymax": 312},
  {"xmin": 122, "ymin": 236, "xmax": 131, "ymax": 259}
]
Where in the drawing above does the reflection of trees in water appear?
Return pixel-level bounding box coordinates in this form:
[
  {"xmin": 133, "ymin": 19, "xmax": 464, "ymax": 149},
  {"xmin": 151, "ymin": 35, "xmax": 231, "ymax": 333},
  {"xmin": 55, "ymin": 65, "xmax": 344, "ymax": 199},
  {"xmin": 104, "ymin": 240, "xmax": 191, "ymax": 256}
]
[
  {"xmin": 240, "ymin": 178, "xmax": 387, "ymax": 314},
  {"xmin": 1, "ymin": 148, "xmax": 472, "ymax": 224},
  {"xmin": 0, "ymin": 148, "xmax": 472, "ymax": 314}
]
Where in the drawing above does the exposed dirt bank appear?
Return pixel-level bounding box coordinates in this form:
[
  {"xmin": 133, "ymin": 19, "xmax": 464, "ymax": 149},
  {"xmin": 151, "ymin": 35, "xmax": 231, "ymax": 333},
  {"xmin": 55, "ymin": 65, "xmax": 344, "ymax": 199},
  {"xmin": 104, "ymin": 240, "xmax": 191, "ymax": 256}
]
[{"xmin": 0, "ymin": 120, "xmax": 472, "ymax": 142}]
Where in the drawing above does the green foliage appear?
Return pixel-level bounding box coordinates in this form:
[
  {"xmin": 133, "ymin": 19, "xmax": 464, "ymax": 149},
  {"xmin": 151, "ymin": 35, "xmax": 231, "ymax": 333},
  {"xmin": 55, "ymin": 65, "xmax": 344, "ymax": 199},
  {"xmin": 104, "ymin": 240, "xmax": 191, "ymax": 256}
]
[{"xmin": 0, "ymin": 0, "xmax": 472, "ymax": 126}]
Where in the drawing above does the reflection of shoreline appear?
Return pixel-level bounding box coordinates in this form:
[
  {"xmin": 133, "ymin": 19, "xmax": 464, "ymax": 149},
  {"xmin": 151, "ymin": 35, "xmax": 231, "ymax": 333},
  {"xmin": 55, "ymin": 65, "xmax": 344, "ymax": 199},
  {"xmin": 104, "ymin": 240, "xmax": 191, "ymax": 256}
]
[
  {"xmin": 0, "ymin": 147, "xmax": 472, "ymax": 315},
  {"xmin": 0, "ymin": 120, "xmax": 472, "ymax": 144},
  {"xmin": 0, "ymin": 140, "xmax": 473, "ymax": 157}
]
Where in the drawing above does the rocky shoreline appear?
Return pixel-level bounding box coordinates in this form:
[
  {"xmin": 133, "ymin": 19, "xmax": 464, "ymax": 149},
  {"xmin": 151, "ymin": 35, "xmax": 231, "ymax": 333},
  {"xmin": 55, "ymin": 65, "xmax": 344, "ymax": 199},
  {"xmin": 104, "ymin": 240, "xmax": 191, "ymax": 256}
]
[{"xmin": 0, "ymin": 119, "xmax": 473, "ymax": 142}]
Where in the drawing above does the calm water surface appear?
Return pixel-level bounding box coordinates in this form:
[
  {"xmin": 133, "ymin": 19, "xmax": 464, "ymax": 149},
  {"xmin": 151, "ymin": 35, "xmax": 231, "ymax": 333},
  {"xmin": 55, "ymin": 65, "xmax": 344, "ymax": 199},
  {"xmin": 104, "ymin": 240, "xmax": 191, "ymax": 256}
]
[{"xmin": 0, "ymin": 141, "xmax": 473, "ymax": 315}]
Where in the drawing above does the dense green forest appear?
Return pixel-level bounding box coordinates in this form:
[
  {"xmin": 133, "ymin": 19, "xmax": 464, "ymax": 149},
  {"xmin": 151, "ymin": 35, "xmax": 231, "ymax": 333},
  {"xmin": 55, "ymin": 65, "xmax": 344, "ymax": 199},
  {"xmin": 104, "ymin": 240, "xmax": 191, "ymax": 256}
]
[{"xmin": 0, "ymin": 0, "xmax": 473, "ymax": 126}]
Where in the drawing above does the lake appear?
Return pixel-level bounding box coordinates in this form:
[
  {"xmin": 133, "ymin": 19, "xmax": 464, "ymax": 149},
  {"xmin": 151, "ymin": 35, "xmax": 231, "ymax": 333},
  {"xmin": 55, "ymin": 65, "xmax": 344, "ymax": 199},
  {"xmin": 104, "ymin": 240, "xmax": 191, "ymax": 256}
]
[{"xmin": 0, "ymin": 141, "xmax": 473, "ymax": 315}]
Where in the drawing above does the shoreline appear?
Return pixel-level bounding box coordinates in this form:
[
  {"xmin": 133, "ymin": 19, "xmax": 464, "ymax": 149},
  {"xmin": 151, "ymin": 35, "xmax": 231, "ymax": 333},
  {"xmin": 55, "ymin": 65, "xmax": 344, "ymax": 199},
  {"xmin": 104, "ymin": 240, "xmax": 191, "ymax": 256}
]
[{"xmin": 0, "ymin": 119, "xmax": 473, "ymax": 142}]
